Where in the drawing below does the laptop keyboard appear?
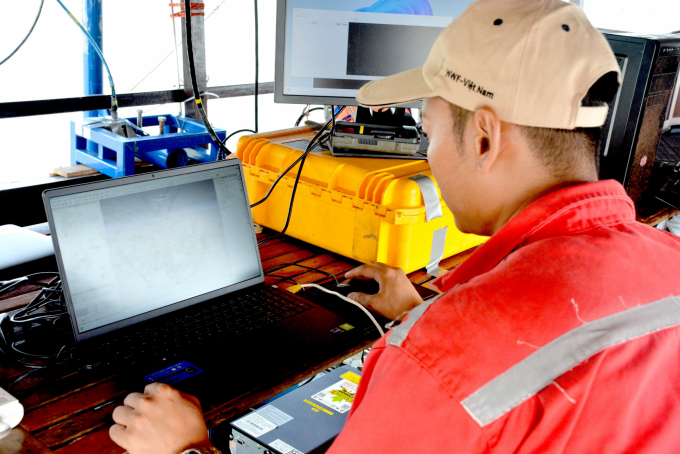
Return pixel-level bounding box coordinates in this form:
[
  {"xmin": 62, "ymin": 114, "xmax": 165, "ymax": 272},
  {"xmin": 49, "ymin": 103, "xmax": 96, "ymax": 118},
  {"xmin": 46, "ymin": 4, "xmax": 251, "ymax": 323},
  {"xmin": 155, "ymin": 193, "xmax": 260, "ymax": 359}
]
[{"xmin": 92, "ymin": 287, "xmax": 312, "ymax": 366}]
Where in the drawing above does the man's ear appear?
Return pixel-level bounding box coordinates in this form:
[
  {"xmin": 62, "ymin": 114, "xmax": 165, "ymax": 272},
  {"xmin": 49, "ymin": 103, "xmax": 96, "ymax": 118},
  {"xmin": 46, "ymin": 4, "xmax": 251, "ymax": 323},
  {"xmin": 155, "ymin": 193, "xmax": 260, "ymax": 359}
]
[{"xmin": 472, "ymin": 108, "xmax": 503, "ymax": 175}]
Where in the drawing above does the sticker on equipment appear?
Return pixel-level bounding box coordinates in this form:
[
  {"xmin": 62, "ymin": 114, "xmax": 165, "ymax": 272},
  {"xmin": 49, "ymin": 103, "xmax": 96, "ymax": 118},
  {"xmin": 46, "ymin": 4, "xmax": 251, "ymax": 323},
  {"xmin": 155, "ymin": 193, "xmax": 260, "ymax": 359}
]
[
  {"xmin": 270, "ymin": 439, "xmax": 304, "ymax": 454},
  {"xmin": 310, "ymin": 373, "xmax": 360, "ymax": 414},
  {"xmin": 232, "ymin": 405, "xmax": 293, "ymax": 438}
]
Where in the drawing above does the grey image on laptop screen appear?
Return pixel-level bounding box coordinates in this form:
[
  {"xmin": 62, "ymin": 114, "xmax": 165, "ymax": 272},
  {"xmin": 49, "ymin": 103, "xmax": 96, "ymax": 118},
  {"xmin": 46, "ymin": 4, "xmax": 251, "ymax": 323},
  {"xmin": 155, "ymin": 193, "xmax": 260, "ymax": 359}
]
[{"xmin": 49, "ymin": 167, "xmax": 261, "ymax": 333}]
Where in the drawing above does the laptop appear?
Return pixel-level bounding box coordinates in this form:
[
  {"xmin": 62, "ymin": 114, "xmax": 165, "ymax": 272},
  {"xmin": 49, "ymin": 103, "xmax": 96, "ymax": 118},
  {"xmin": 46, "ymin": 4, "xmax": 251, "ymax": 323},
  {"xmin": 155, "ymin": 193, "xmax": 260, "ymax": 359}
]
[{"xmin": 42, "ymin": 160, "xmax": 377, "ymax": 402}]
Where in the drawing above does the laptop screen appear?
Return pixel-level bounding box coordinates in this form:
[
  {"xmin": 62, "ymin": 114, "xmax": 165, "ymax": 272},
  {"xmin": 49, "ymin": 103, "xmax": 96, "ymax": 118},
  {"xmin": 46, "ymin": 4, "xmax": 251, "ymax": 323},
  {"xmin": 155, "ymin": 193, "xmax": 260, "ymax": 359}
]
[{"xmin": 48, "ymin": 164, "xmax": 262, "ymax": 335}]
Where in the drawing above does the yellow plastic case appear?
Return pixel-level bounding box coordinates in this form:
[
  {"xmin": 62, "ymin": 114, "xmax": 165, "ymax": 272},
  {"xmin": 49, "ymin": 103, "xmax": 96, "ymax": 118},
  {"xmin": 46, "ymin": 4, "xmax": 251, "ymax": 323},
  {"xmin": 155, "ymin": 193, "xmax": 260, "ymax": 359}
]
[{"xmin": 237, "ymin": 127, "xmax": 486, "ymax": 274}]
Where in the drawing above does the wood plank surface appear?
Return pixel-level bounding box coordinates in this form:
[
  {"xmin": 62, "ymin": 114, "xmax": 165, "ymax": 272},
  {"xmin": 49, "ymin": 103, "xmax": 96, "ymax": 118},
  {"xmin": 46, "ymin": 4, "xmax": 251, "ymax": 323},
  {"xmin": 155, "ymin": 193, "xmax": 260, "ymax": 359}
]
[
  {"xmin": 0, "ymin": 229, "xmax": 472, "ymax": 454},
  {"xmin": 21, "ymin": 378, "xmax": 135, "ymax": 433},
  {"xmin": 0, "ymin": 428, "xmax": 52, "ymax": 454},
  {"xmin": 34, "ymin": 398, "xmax": 123, "ymax": 449},
  {"xmin": 53, "ymin": 428, "xmax": 124, "ymax": 454},
  {"xmin": 0, "ymin": 363, "xmax": 31, "ymax": 386},
  {"xmin": 14, "ymin": 369, "xmax": 114, "ymax": 413}
]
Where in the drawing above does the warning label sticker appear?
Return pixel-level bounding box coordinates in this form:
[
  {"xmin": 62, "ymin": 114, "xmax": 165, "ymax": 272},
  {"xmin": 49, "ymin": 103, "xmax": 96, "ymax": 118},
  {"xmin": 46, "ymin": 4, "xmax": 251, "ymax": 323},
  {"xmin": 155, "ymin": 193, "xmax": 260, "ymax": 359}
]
[
  {"xmin": 310, "ymin": 375, "xmax": 360, "ymax": 414},
  {"xmin": 270, "ymin": 439, "xmax": 304, "ymax": 454},
  {"xmin": 232, "ymin": 405, "xmax": 293, "ymax": 438}
]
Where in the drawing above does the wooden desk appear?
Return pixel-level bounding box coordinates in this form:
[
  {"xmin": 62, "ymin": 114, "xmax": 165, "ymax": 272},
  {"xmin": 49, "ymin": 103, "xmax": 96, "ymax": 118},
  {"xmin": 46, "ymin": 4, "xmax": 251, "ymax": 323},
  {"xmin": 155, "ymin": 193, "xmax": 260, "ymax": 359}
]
[{"xmin": 0, "ymin": 229, "xmax": 474, "ymax": 454}]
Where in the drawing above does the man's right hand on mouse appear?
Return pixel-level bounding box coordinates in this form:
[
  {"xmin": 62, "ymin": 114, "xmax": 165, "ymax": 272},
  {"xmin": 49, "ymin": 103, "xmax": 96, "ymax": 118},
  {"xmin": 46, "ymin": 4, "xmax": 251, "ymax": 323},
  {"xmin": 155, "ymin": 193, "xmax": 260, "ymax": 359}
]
[{"xmin": 345, "ymin": 263, "xmax": 424, "ymax": 321}]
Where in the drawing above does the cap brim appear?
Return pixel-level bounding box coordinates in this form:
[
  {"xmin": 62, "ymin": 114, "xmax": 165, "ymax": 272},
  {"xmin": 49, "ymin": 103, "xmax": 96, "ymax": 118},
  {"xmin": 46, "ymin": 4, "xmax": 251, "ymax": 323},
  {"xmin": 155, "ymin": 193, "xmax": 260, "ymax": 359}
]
[{"xmin": 356, "ymin": 67, "xmax": 435, "ymax": 108}]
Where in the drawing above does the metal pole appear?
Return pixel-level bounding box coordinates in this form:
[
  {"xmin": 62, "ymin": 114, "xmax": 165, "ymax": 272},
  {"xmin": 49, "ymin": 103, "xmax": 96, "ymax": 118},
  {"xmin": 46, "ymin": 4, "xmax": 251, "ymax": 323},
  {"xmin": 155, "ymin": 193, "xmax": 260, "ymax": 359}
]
[{"xmin": 83, "ymin": 0, "xmax": 104, "ymax": 120}]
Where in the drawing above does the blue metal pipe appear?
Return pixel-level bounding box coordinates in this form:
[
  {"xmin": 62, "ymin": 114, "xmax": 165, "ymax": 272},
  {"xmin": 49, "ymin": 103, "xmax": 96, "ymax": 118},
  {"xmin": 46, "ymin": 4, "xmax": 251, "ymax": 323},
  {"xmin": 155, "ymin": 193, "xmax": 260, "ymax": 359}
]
[{"xmin": 83, "ymin": 0, "xmax": 104, "ymax": 119}]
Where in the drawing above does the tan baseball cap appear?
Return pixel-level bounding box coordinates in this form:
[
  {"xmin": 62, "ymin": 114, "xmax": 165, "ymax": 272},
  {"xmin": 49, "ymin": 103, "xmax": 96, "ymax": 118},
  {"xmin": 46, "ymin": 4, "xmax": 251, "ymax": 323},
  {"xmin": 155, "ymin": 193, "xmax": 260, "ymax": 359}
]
[{"xmin": 356, "ymin": 0, "xmax": 621, "ymax": 129}]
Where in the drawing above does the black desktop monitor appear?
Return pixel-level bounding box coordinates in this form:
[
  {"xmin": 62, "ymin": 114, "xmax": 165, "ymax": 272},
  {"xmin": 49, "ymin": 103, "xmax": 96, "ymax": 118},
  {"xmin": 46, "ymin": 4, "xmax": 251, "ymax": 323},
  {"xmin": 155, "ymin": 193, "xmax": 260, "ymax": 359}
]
[
  {"xmin": 598, "ymin": 32, "xmax": 680, "ymax": 202},
  {"xmin": 274, "ymin": 0, "xmax": 476, "ymax": 107}
]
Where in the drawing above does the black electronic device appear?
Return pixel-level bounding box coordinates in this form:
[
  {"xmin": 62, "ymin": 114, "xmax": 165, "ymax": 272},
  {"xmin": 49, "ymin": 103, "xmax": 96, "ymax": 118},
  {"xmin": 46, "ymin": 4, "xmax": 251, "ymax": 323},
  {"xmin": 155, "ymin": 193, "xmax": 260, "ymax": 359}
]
[
  {"xmin": 329, "ymin": 121, "xmax": 426, "ymax": 159},
  {"xmin": 600, "ymin": 31, "xmax": 680, "ymax": 203}
]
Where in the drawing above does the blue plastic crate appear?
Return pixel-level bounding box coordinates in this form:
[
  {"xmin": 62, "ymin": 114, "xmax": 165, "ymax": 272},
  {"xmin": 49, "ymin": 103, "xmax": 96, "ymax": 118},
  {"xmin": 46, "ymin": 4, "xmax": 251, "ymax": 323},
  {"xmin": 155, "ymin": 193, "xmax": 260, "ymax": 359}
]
[{"xmin": 71, "ymin": 114, "xmax": 227, "ymax": 178}]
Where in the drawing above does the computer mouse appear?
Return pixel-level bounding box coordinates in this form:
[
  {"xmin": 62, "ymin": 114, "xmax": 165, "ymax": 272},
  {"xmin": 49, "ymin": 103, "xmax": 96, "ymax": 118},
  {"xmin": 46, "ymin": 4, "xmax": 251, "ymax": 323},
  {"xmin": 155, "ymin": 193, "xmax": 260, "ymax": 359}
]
[{"xmin": 336, "ymin": 279, "xmax": 381, "ymax": 297}]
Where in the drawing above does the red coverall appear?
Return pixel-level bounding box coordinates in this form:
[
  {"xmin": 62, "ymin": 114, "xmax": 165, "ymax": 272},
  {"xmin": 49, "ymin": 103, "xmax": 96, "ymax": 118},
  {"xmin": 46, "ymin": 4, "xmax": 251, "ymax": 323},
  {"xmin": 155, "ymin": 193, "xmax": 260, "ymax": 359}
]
[{"xmin": 328, "ymin": 180, "xmax": 680, "ymax": 453}]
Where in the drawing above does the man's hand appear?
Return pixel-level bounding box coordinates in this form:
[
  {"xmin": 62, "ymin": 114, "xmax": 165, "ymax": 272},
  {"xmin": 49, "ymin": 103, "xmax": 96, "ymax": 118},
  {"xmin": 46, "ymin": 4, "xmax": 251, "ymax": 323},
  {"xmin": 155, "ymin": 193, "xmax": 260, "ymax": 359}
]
[
  {"xmin": 345, "ymin": 263, "xmax": 423, "ymax": 320},
  {"xmin": 110, "ymin": 382, "xmax": 212, "ymax": 454}
]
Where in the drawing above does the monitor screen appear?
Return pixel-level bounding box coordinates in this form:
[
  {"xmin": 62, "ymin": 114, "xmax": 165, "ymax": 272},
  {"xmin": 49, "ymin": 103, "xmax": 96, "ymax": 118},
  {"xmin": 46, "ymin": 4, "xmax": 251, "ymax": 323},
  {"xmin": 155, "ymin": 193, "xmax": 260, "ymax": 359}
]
[
  {"xmin": 48, "ymin": 165, "xmax": 262, "ymax": 336},
  {"xmin": 275, "ymin": 0, "xmax": 475, "ymax": 106}
]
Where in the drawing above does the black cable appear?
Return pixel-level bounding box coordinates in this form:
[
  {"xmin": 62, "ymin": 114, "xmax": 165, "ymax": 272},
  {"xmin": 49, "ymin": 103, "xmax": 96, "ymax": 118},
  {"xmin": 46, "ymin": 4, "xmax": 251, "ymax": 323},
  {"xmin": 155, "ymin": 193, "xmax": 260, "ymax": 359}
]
[
  {"xmin": 10, "ymin": 369, "xmax": 40, "ymax": 391},
  {"xmin": 254, "ymin": 135, "xmax": 331, "ymax": 246},
  {"xmin": 249, "ymin": 133, "xmax": 325, "ymax": 210},
  {"xmin": 254, "ymin": 108, "xmax": 343, "ymax": 245},
  {"xmin": 226, "ymin": 129, "xmax": 258, "ymax": 142},
  {"xmin": 257, "ymin": 152, "xmax": 308, "ymax": 246},
  {"xmin": 7, "ymin": 275, "xmax": 66, "ymax": 323},
  {"xmin": 8, "ymin": 345, "xmax": 73, "ymax": 391},
  {"xmin": 331, "ymin": 105, "xmax": 337, "ymax": 133},
  {"xmin": 0, "ymin": 273, "xmax": 59, "ymax": 297},
  {"xmin": 0, "ymin": 0, "xmax": 44, "ymax": 66},
  {"xmin": 295, "ymin": 107, "xmax": 324, "ymax": 127},
  {"xmin": 254, "ymin": 0, "xmax": 259, "ymax": 133},
  {"xmin": 250, "ymin": 110, "xmax": 341, "ymax": 210},
  {"xmin": 0, "ymin": 274, "xmax": 73, "ymax": 376},
  {"xmin": 184, "ymin": 0, "xmax": 231, "ymax": 159}
]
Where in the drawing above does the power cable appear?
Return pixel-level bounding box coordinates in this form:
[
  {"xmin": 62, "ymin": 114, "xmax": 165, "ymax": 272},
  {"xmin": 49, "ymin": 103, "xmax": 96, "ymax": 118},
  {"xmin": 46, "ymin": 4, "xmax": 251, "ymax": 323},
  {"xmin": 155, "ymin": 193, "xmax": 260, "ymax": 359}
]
[
  {"xmin": 0, "ymin": 0, "xmax": 44, "ymax": 67},
  {"xmin": 226, "ymin": 129, "xmax": 257, "ymax": 142},
  {"xmin": 0, "ymin": 274, "xmax": 74, "ymax": 380},
  {"xmin": 183, "ymin": 0, "xmax": 231, "ymax": 159},
  {"xmin": 55, "ymin": 0, "xmax": 118, "ymax": 114},
  {"xmin": 255, "ymin": 107, "xmax": 343, "ymax": 246},
  {"xmin": 295, "ymin": 107, "xmax": 324, "ymax": 127},
  {"xmin": 250, "ymin": 108, "xmax": 341, "ymax": 210},
  {"xmin": 250, "ymin": 131, "xmax": 327, "ymax": 210}
]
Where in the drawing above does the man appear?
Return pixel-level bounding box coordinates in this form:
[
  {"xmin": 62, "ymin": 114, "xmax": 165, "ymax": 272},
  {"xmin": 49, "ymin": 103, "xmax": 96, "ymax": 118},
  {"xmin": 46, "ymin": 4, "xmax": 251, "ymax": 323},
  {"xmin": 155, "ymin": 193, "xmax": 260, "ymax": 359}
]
[{"xmin": 109, "ymin": 0, "xmax": 680, "ymax": 452}]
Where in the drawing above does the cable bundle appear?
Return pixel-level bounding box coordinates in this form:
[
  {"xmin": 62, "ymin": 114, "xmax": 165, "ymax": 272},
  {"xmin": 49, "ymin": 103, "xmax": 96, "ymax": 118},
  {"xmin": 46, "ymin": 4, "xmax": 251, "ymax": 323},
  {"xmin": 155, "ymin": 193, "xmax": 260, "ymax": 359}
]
[{"xmin": 0, "ymin": 273, "xmax": 73, "ymax": 389}]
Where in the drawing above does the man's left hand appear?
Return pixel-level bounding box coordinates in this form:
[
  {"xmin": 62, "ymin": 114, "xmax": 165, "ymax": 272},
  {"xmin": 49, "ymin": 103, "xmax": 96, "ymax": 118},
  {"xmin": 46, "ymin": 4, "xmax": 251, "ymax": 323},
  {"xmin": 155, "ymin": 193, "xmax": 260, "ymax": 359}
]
[{"xmin": 110, "ymin": 382, "xmax": 212, "ymax": 454}]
